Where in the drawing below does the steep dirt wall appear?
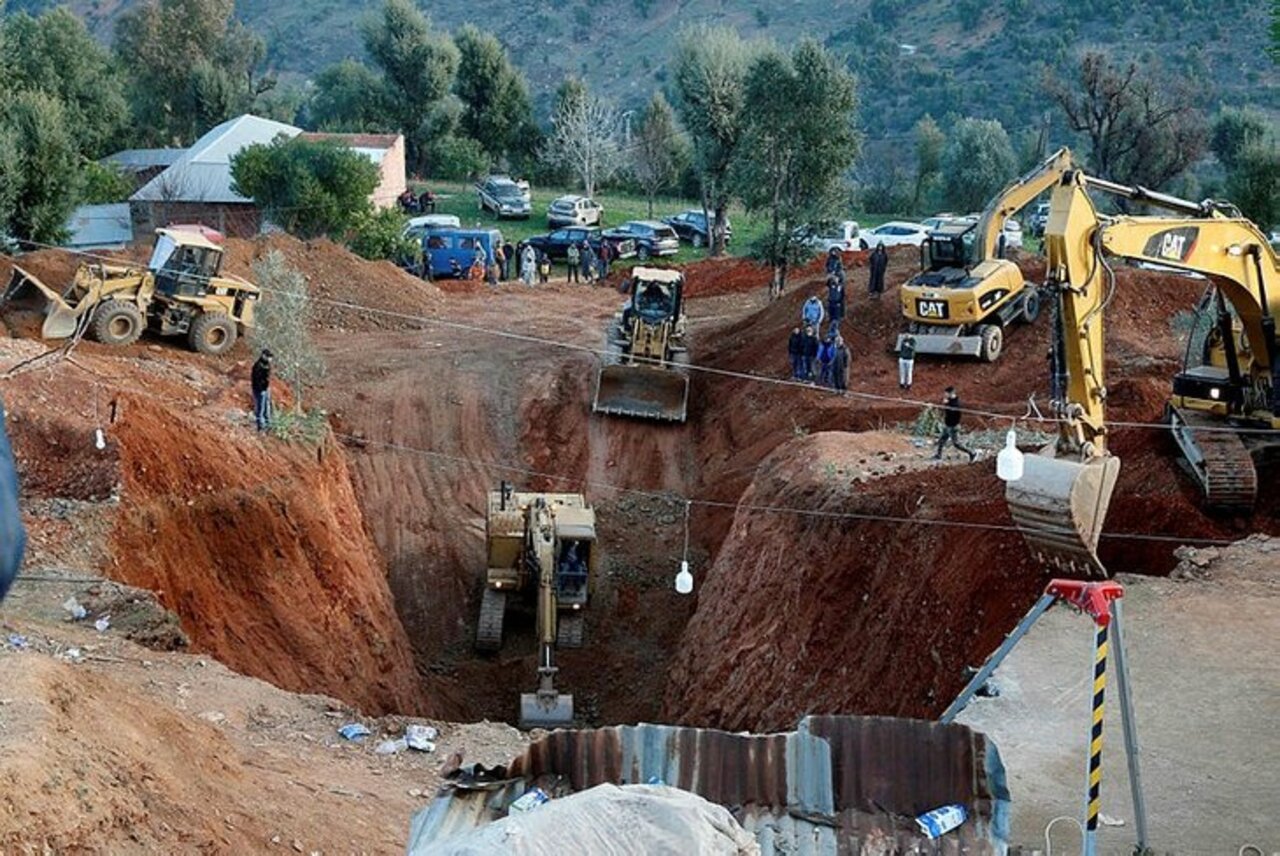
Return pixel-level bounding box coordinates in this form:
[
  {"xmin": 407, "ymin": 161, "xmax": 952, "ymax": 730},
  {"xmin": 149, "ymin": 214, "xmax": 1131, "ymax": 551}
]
[{"xmin": 105, "ymin": 394, "xmax": 434, "ymax": 716}]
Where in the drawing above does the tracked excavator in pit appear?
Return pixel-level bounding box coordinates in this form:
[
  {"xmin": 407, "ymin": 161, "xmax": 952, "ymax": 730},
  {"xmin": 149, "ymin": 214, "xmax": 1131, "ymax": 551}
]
[
  {"xmin": 592, "ymin": 267, "xmax": 689, "ymax": 422},
  {"xmin": 1006, "ymin": 169, "xmax": 1279, "ymax": 577},
  {"xmin": 474, "ymin": 483, "xmax": 597, "ymax": 729}
]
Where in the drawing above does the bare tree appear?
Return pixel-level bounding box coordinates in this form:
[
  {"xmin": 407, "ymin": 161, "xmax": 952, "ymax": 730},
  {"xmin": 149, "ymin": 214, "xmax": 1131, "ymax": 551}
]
[
  {"xmin": 250, "ymin": 251, "xmax": 325, "ymax": 412},
  {"xmin": 630, "ymin": 91, "xmax": 684, "ymax": 217},
  {"xmin": 541, "ymin": 77, "xmax": 622, "ymax": 199}
]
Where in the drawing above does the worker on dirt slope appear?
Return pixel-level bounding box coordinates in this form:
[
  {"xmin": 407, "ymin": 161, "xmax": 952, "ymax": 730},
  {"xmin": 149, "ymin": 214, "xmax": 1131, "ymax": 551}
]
[
  {"xmin": 817, "ymin": 334, "xmax": 837, "ymax": 388},
  {"xmin": 868, "ymin": 242, "xmax": 888, "ymax": 298},
  {"xmin": 251, "ymin": 349, "xmax": 273, "ymax": 432},
  {"xmin": 833, "ymin": 335, "xmax": 850, "ymax": 395},
  {"xmin": 825, "ymin": 247, "xmax": 845, "ymax": 285},
  {"xmin": 932, "ymin": 386, "xmax": 976, "ymax": 463},
  {"xmin": 826, "ymin": 275, "xmax": 846, "ymax": 334},
  {"xmin": 898, "ymin": 334, "xmax": 917, "ymax": 391},
  {"xmin": 800, "ymin": 325, "xmax": 819, "ymax": 382},
  {"xmin": 0, "ymin": 399, "xmax": 25, "ymax": 603},
  {"xmin": 787, "ymin": 326, "xmax": 804, "ymax": 379},
  {"xmin": 802, "ymin": 295, "xmax": 824, "ymax": 331}
]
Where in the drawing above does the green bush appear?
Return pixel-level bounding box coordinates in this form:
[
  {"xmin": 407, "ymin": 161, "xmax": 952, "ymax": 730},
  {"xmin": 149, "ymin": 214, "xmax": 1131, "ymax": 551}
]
[{"xmin": 347, "ymin": 206, "xmax": 420, "ymax": 264}]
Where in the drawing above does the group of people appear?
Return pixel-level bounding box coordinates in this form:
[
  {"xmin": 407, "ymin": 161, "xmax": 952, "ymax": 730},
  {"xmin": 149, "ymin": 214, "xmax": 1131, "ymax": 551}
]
[
  {"xmin": 396, "ymin": 188, "xmax": 437, "ymax": 215},
  {"xmin": 512, "ymin": 240, "xmax": 616, "ymax": 287}
]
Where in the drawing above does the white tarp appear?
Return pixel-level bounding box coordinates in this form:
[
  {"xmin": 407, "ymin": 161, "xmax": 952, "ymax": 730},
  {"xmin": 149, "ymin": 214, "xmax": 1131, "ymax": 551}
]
[{"xmin": 417, "ymin": 784, "xmax": 760, "ymax": 856}]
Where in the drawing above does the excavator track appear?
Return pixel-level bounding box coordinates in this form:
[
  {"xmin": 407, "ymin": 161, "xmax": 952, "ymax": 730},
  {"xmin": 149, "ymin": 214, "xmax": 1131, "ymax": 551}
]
[
  {"xmin": 556, "ymin": 613, "xmax": 585, "ymax": 648},
  {"xmin": 475, "ymin": 587, "xmax": 507, "ymax": 652},
  {"xmin": 1169, "ymin": 407, "xmax": 1257, "ymax": 512}
]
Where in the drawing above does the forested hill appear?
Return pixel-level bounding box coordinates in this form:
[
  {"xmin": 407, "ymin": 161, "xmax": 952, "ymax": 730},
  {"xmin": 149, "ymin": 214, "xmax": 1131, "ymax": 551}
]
[{"xmin": 13, "ymin": 0, "xmax": 1278, "ymax": 134}]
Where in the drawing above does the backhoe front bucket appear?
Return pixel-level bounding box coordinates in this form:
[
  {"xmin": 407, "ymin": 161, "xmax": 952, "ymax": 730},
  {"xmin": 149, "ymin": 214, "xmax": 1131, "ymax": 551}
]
[
  {"xmin": 592, "ymin": 364, "xmax": 689, "ymax": 422},
  {"xmin": 1005, "ymin": 451, "xmax": 1121, "ymax": 577},
  {"xmin": 4, "ymin": 266, "xmax": 82, "ymax": 339}
]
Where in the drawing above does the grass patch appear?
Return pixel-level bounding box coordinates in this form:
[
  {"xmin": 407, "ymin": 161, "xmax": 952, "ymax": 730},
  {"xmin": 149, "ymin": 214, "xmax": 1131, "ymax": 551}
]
[{"xmin": 268, "ymin": 408, "xmax": 330, "ymax": 445}]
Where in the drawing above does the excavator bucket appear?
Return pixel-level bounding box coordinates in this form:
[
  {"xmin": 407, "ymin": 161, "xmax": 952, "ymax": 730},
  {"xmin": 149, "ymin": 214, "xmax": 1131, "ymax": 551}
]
[
  {"xmin": 1005, "ymin": 451, "xmax": 1121, "ymax": 577},
  {"xmin": 4, "ymin": 266, "xmax": 82, "ymax": 339},
  {"xmin": 519, "ymin": 666, "xmax": 574, "ymax": 729},
  {"xmin": 592, "ymin": 365, "xmax": 689, "ymax": 422}
]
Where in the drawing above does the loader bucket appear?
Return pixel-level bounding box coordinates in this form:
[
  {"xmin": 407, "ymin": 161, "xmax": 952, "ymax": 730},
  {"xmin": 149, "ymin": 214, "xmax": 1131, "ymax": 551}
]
[
  {"xmin": 1005, "ymin": 451, "xmax": 1121, "ymax": 578},
  {"xmin": 4, "ymin": 266, "xmax": 81, "ymax": 339},
  {"xmin": 519, "ymin": 690, "xmax": 575, "ymax": 730},
  {"xmin": 592, "ymin": 364, "xmax": 689, "ymax": 422}
]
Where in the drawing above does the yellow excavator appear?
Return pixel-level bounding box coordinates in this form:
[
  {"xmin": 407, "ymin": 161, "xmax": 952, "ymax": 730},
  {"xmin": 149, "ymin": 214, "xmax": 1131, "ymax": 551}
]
[
  {"xmin": 897, "ymin": 148, "xmax": 1077, "ymax": 361},
  {"xmin": 475, "ymin": 483, "xmax": 597, "ymax": 728},
  {"xmin": 1006, "ymin": 169, "xmax": 1279, "ymax": 576},
  {"xmin": 592, "ymin": 267, "xmax": 689, "ymax": 422}
]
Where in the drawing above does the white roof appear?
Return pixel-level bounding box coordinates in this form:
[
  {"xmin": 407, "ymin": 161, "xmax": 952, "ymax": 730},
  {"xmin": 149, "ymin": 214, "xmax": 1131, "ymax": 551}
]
[
  {"xmin": 131, "ymin": 114, "xmax": 302, "ymax": 204},
  {"xmin": 64, "ymin": 203, "xmax": 133, "ymax": 249}
]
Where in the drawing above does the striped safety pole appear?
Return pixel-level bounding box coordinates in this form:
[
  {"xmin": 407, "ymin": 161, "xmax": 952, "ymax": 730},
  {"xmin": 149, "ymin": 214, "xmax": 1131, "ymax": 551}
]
[{"xmin": 1083, "ymin": 617, "xmax": 1109, "ymax": 856}]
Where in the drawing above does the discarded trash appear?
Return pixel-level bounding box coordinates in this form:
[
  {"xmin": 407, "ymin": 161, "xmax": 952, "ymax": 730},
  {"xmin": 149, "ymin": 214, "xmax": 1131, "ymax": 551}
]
[
  {"xmin": 62, "ymin": 597, "xmax": 87, "ymax": 621},
  {"xmin": 915, "ymin": 804, "xmax": 968, "ymax": 839},
  {"xmin": 646, "ymin": 776, "xmax": 664, "ymax": 785},
  {"xmin": 405, "ymin": 724, "xmax": 437, "ymax": 752},
  {"xmin": 375, "ymin": 738, "xmax": 408, "ymax": 755},
  {"xmin": 338, "ymin": 723, "xmax": 371, "ymax": 741},
  {"xmin": 94, "ymin": 616, "xmax": 111, "ymax": 633},
  {"xmin": 976, "ymin": 680, "xmax": 1000, "ymax": 698},
  {"xmin": 508, "ymin": 787, "xmax": 550, "ymax": 815},
  {"xmin": 1098, "ymin": 813, "xmax": 1126, "ymax": 827},
  {"xmin": 63, "ymin": 647, "xmax": 83, "ymax": 663},
  {"xmin": 6, "ymin": 634, "xmax": 28, "ymax": 649}
]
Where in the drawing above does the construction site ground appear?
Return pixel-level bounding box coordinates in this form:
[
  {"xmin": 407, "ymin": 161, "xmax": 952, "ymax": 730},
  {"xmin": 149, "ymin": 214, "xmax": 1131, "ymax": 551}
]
[{"xmin": 1, "ymin": 236, "xmax": 1276, "ymax": 851}]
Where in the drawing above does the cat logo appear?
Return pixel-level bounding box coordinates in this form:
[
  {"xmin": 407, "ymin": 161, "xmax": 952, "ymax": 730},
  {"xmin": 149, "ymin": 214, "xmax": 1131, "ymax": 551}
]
[
  {"xmin": 916, "ymin": 299, "xmax": 949, "ymax": 320},
  {"xmin": 1143, "ymin": 227, "xmax": 1199, "ymax": 263}
]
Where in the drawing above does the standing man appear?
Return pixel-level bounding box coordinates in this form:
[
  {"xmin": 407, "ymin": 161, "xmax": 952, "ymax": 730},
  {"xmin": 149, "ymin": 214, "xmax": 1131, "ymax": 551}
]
[
  {"xmin": 868, "ymin": 242, "xmax": 888, "ymax": 298},
  {"xmin": 826, "ymin": 275, "xmax": 846, "ymax": 335},
  {"xmin": 0, "ymin": 398, "xmax": 26, "ymax": 603},
  {"xmin": 800, "ymin": 325, "xmax": 819, "ymax": 382},
  {"xmin": 521, "ymin": 243, "xmax": 536, "ymax": 286},
  {"xmin": 898, "ymin": 333, "xmax": 917, "ymax": 391},
  {"xmin": 825, "ymin": 247, "xmax": 845, "ymax": 284},
  {"xmin": 832, "ymin": 335, "xmax": 850, "ymax": 394},
  {"xmin": 597, "ymin": 241, "xmax": 613, "ymax": 283},
  {"xmin": 566, "ymin": 242, "xmax": 580, "ymax": 283},
  {"xmin": 802, "ymin": 294, "xmax": 824, "ymax": 333},
  {"xmin": 580, "ymin": 240, "xmax": 595, "ymax": 284},
  {"xmin": 251, "ymin": 349, "xmax": 273, "ymax": 433},
  {"xmin": 502, "ymin": 239, "xmax": 516, "ymax": 281},
  {"xmin": 787, "ymin": 326, "xmax": 803, "ymax": 379},
  {"xmin": 932, "ymin": 386, "xmax": 976, "ymax": 462},
  {"xmin": 817, "ymin": 335, "xmax": 836, "ymax": 388},
  {"xmin": 537, "ymin": 249, "xmax": 550, "ymax": 284},
  {"xmin": 494, "ymin": 243, "xmax": 506, "ymax": 282}
]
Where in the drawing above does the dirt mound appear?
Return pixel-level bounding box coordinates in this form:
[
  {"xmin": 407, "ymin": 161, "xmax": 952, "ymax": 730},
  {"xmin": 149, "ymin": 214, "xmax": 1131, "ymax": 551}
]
[
  {"xmin": 220, "ymin": 233, "xmax": 441, "ymax": 333},
  {"xmin": 680, "ymin": 249, "xmax": 871, "ymax": 298}
]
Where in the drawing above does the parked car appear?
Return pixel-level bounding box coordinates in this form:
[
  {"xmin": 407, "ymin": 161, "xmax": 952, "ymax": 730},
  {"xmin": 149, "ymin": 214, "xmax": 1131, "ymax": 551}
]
[
  {"xmin": 601, "ymin": 221, "xmax": 680, "ymax": 260},
  {"xmin": 800, "ymin": 220, "xmax": 868, "ymax": 253},
  {"xmin": 1028, "ymin": 202, "xmax": 1051, "ymax": 237},
  {"xmin": 402, "ymin": 214, "xmax": 462, "ymax": 243},
  {"xmin": 521, "ymin": 226, "xmax": 637, "ymax": 261},
  {"xmin": 1000, "ymin": 218, "xmax": 1024, "ymax": 250},
  {"xmin": 662, "ymin": 209, "xmax": 732, "ymax": 248},
  {"xmin": 476, "ymin": 177, "xmax": 531, "ymax": 219},
  {"xmin": 422, "ymin": 228, "xmax": 503, "ymax": 278},
  {"xmin": 862, "ymin": 221, "xmax": 931, "ymax": 248},
  {"xmin": 547, "ymin": 195, "xmax": 603, "ymax": 227}
]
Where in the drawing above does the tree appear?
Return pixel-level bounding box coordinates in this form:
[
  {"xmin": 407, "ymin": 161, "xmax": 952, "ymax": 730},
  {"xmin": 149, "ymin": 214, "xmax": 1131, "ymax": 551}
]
[
  {"xmin": 308, "ymin": 60, "xmax": 389, "ymax": 131},
  {"xmin": 361, "ymin": 0, "xmax": 458, "ymax": 174},
  {"xmin": 912, "ymin": 115, "xmax": 945, "ymax": 214},
  {"xmin": 941, "ymin": 118, "xmax": 1016, "ymax": 212},
  {"xmin": 0, "ymin": 128, "xmax": 19, "ymax": 238},
  {"xmin": 1044, "ymin": 51, "xmax": 1206, "ymax": 189},
  {"xmin": 453, "ymin": 25, "xmax": 535, "ymax": 165},
  {"xmin": 230, "ymin": 136, "xmax": 380, "ymax": 238},
  {"xmin": 671, "ymin": 26, "xmax": 757, "ymax": 256},
  {"xmin": 1226, "ymin": 143, "xmax": 1280, "ymax": 232},
  {"xmin": 115, "ymin": 0, "xmax": 275, "ymax": 145},
  {"xmin": 0, "ymin": 91, "xmax": 80, "ymax": 245},
  {"xmin": 250, "ymin": 251, "xmax": 325, "ymax": 412},
  {"xmin": 731, "ymin": 39, "xmax": 860, "ymax": 295},
  {"xmin": 1211, "ymin": 107, "xmax": 1269, "ymax": 171},
  {"xmin": 631, "ymin": 92, "xmax": 686, "ymax": 217},
  {"xmin": 3, "ymin": 8, "xmax": 129, "ymax": 158},
  {"xmin": 541, "ymin": 77, "xmax": 623, "ymax": 200}
]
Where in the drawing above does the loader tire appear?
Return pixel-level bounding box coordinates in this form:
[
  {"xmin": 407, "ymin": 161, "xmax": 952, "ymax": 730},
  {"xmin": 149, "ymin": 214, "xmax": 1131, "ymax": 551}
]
[
  {"xmin": 189, "ymin": 312, "xmax": 237, "ymax": 356},
  {"xmin": 91, "ymin": 300, "xmax": 144, "ymax": 346},
  {"xmin": 979, "ymin": 324, "xmax": 1003, "ymax": 362}
]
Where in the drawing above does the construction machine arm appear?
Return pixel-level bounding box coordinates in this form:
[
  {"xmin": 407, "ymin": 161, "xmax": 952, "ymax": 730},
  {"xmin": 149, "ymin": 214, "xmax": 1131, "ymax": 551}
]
[{"xmin": 973, "ymin": 148, "xmax": 1076, "ymax": 262}]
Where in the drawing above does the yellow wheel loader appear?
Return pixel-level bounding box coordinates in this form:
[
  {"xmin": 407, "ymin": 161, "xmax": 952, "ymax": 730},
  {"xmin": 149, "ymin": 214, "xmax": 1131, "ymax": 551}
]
[
  {"xmin": 2, "ymin": 227, "xmax": 258, "ymax": 356},
  {"xmin": 593, "ymin": 267, "xmax": 689, "ymax": 422},
  {"xmin": 1006, "ymin": 170, "xmax": 1280, "ymax": 577},
  {"xmin": 475, "ymin": 482, "xmax": 598, "ymax": 729},
  {"xmin": 897, "ymin": 149, "xmax": 1077, "ymax": 361}
]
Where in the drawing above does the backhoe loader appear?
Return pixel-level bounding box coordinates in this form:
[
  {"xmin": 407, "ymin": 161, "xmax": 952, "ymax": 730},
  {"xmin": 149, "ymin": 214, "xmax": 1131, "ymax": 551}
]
[
  {"xmin": 897, "ymin": 149, "xmax": 1076, "ymax": 361},
  {"xmin": 1006, "ymin": 170, "xmax": 1279, "ymax": 576},
  {"xmin": 593, "ymin": 267, "xmax": 689, "ymax": 422},
  {"xmin": 475, "ymin": 483, "xmax": 597, "ymax": 729},
  {"xmin": 2, "ymin": 226, "xmax": 258, "ymax": 356}
]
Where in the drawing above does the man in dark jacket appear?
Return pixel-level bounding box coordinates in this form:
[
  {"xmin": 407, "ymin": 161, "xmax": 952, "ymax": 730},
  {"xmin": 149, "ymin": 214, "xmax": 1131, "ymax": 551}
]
[
  {"xmin": 868, "ymin": 243, "xmax": 888, "ymax": 297},
  {"xmin": 251, "ymin": 349, "xmax": 273, "ymax": 432},
  {"xmin": 597, "ymin": 241, "xmax": 613, "ymax": 281},
  {"xmin": 824, "ymin": 247, "xmax": 845, "ymax": 284},
  {"xmin": 580, "ymin": 241, "xmax": 595, "ymax": 284},
  {"xmin": 800, "ymin": 325, "xmax": 819, "ymax": 382},
  {"xmin": 826, "ymin": 275, "xmax": 846, "ymax": 334},
  {"xmin": 832, "ymin": 335, "xmax": 850, "ymax": 394},
  {"xmin": 0, "ymin": 399, "xmax": 25, "ymax": 603},
  {"xmin": 787, "ymin": 327, "xmax": 803, "ymax": 379},
  {"xmin": 502, "ymin": 241, "xmax": 516, "ymax": 280},
  {"xmin": 933, "ymin": 386, "xmax": 976, "ymax": 462}
]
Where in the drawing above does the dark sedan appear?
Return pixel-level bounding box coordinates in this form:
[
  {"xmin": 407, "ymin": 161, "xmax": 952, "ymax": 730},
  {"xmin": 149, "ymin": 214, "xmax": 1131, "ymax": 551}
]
[
  {"xmin": 661, "ymin": 209, "xmax": 733, "ymax": 248},
  {"xmin": 521, "ymin": 226, "xmax": 636, "ymax": 261}
]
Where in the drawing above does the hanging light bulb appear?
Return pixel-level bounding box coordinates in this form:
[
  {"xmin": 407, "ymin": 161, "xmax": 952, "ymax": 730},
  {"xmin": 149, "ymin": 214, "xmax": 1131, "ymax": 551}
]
[
  {"xmin": 94, "ymin": 428, "xmax": 106, "ymax": 451},
  {"xmin": 675, "ymin": 560, "xmax": 693, "ymax": 595},
  {"xmin": 996, "ymin": 427, "xmax": 1024, "ymax": 482}
]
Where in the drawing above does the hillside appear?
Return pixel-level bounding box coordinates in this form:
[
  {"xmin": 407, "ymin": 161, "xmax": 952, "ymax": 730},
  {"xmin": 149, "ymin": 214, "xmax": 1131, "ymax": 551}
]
[{"xmin": 13, "ymin": 0, "xmax": 1278, "ymax": 141}]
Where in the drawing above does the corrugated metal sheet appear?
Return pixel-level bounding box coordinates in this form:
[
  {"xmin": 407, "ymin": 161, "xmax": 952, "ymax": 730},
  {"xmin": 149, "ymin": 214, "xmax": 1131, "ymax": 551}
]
[
  {"xmin": 102, "ymin": 148, "xmax": 185, "ymax": 171},
  {"xmin": 408, "ymin": 716, "xmax": 1009, "ymax": 854},
  {"xmin": 64, "ymin": 204, "xmax": 133, "ymax": 249}
]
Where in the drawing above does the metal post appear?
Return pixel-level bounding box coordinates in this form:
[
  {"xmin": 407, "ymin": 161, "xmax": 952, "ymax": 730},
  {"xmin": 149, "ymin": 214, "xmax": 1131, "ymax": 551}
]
[
  {"xmin": 1109, "ymin": 598, "xmax": 1149, "ymax": 851},
  {"xmin": 1083, "ymin": 619, "xmax": 1109, "ymax": 856},
  {"xmin": 940, "ymin": 593, "xmax": 1056, "ymax": 724}
]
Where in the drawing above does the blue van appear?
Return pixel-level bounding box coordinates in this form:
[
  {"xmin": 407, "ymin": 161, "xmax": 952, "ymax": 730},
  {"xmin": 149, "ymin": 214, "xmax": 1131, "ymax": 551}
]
[{"xmin": 423, "ymin": 228, "xmax": 503, "ymax": 278}]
